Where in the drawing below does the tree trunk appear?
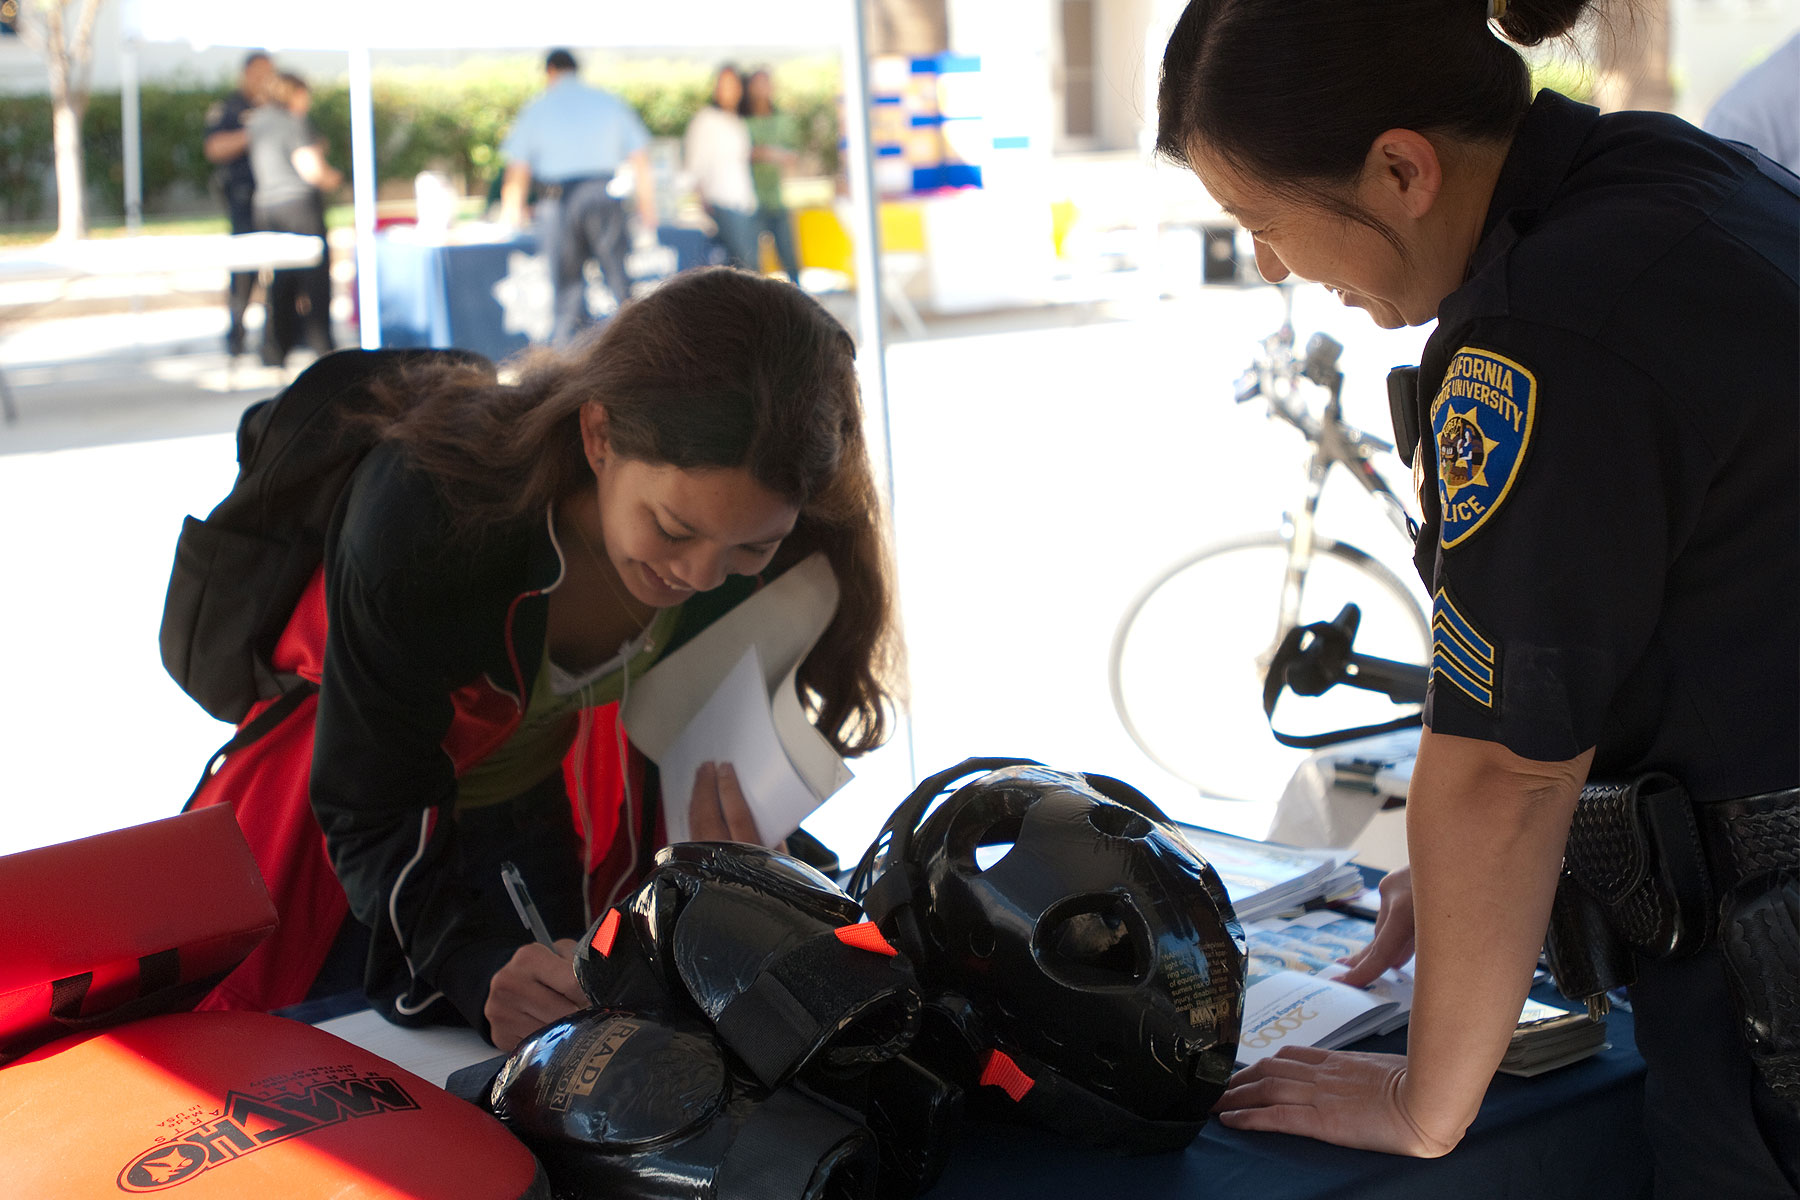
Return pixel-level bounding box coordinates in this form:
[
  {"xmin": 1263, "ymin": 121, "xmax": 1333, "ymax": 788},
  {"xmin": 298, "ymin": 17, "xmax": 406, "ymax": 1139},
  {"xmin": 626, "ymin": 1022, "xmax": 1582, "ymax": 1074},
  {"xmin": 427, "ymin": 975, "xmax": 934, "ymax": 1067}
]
[
  {"xmin": 23, "ymin": 0, "xmax": 104, "ymax": 241},
  {"xmin": 863, "ymin": 0, "xmax": 949, "ymax": 57},
  {"xmin": 51, "ymin": 92, "xmax": 87, "ymax": 240}
]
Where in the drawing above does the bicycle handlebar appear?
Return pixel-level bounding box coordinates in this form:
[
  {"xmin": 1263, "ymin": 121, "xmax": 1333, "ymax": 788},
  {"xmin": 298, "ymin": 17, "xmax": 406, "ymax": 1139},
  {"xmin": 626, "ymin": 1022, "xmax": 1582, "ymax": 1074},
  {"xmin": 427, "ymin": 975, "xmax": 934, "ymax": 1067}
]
[{"xmin": 1261, "ymin": 604, "xmax": 1429, "ymax": 747}]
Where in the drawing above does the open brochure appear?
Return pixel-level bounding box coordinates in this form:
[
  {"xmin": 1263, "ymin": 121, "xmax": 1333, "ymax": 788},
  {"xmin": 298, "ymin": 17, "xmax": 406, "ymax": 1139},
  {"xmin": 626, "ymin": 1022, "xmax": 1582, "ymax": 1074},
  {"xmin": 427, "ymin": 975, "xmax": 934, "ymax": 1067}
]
[
  {"xmin": 1237, "ymin": 910, "xmax": 1414, "ymax": 1068},
  {"xmin": 622, "ymin": 552, "xmax": 851, "ymax": 845},
  {"xmin": 1236, "ymin": 911, "xmax": 1608, "ymax": 1076},
  {"xmin": 1175, "ymin": 826, "xmax": 1363, "ymax": 922}
]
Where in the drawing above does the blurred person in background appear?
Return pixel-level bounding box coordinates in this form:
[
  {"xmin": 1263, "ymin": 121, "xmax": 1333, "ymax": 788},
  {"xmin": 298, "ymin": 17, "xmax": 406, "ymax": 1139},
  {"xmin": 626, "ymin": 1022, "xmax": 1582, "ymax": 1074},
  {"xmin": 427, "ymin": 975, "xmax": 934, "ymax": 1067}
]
[
  {"xmin": 1703, "ymin": 31, "xmax": 1800, "ymax": 176},
  {"xmin": 501, "ymin": 49, "xmax": 660, "ymax": 345},
  {"xmin": 744, "ymin": 68, "xmax": 802, "ymax": 285},
  {"xmin": 684, "ymin": 64, "xmax": 761, "ymax": 271},
  {"xmin": 246, "ymin": 72, "xmax": 341, "ymax": 369},
  {"xmin": 202, "ymin": 51, "xmax": 276, "ymax": 358}
]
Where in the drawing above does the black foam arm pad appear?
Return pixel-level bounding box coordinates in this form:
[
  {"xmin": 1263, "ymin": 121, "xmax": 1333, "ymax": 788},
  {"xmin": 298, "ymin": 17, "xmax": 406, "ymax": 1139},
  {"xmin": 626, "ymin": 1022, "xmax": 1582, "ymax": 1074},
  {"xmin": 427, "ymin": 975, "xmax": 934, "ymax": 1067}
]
[
  {"xmin": 573, "ymin": 894, "xmax": 684, "ymax": 1014},
  {"xmin": 676, "ymin": 883, "xmax": 921, "ymax": 1087},
  {"xmin": 800, "ymin": 1055, "xmax": 966, "ymax": 1200}
]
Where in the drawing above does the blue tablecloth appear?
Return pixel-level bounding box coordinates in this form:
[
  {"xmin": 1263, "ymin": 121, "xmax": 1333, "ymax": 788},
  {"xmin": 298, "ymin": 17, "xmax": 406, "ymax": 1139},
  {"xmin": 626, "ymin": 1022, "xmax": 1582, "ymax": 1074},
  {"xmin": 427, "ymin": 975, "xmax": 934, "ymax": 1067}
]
[
  {"xmin": 926, "ymin": 982, "xmax": 1650, "ymax": 1200},
  {"xmin": 375, "ymin": 226, "xmax": 715, "ymax": 362},
  {"xmin": 288, "ymin": 982, "xmax": 1648, "ymax": 1200}
]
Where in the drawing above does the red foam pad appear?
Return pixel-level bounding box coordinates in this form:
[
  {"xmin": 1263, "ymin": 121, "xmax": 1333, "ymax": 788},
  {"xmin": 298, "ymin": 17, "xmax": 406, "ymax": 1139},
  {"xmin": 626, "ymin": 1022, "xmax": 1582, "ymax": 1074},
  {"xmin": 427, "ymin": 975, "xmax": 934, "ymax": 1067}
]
[
  {"xmin": 0, "ymin": 807, "xmax": 277, "ymax": 1061},
  {"xmin": 0, "ymin": 1010, "xmax": 541, "ymax": 1199}
]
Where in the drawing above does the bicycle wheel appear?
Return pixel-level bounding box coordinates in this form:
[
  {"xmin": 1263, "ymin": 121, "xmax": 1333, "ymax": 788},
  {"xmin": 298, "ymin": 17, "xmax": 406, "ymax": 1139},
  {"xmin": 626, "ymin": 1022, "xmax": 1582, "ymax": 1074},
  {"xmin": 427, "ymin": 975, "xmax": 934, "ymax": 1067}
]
[{"xmin": 1109, "ymin": 532, "xmax": 1430, "ymax": 803}]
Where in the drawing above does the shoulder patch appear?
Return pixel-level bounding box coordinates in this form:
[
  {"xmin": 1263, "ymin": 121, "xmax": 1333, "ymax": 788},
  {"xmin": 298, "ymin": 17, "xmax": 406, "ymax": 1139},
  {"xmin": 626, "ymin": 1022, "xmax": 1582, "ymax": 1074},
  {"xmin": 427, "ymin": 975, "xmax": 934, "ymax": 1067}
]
[
  {"xmin": 1431, "ymin": 346, "xmax": 1536, "ymax": 548},
  {"xmin": 1431, "ymin": 586, "xmax": 1498, "ymax": 709}
]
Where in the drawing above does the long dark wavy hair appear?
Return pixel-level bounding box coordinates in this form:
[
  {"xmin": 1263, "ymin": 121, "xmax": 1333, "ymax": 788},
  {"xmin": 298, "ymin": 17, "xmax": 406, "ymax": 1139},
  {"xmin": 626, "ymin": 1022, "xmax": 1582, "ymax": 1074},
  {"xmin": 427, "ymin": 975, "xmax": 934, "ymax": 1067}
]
[{"xmin": 365, "ymin": 267, "xmax": 901, "ymax": 757}]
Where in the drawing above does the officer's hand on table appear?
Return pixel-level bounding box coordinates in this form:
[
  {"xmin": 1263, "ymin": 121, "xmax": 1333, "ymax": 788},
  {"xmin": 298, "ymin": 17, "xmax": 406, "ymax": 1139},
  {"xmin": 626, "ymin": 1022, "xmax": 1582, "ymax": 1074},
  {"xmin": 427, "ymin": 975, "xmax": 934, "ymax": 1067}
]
[
  {"xmin": 485, "ymin": 939, "xmax": 586, "ymax": 1053},
  {"xmin": 1215, "ymin": 1047, "xmax": 1458, "ymax": 1157},
  {"xmin": 689, "ymin": 761, "xmax": 764, "ymax": 845},
  {"xmin": 1334, "ymin": 866, "xmax": 1416, "ymax": 987}
]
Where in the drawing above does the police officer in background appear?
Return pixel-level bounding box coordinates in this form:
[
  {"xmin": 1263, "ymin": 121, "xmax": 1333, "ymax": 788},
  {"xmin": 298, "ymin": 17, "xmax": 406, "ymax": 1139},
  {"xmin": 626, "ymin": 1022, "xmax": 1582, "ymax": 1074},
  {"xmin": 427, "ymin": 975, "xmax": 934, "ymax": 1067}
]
[
  {"xmin": 203, "ymin": 50, "xmax": 276, "ymax": 358},
  {"xmin": 500, "ymin": 49, "xmax": 660, "ymax": 347},
  {"xmin": 1155, "ymin": 0, "xmax": 1798, "ymax": 1194}
]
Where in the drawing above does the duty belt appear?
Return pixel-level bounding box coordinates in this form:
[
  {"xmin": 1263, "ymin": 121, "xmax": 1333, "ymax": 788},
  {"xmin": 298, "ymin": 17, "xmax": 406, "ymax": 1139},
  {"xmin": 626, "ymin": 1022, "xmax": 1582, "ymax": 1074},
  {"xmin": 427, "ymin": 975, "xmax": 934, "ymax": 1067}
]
[
  {"xmin": 539, "ymin": 173, "xmax": 612, "ymax": 200},
  {"xmin": 1696, "ymin": 786, "xmax": 1800, "ymax": 890},
  {"xmin": 1544, "ymin": 777, "xmax": 1799, "ymax": 1017}
]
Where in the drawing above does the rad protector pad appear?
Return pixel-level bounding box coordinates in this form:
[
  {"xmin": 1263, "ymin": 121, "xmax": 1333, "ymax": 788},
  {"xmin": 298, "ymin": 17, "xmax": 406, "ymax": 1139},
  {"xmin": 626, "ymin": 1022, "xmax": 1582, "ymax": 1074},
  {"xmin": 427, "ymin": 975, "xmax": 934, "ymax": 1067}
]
[
  {"xmin": 575, "ymin": 842, "xmax": 922, "ymax": 1088},
  {"xmin": 488, "ymin": 1006, "xmax": 876, "ymax": 1200},
  {"xmin": 0, "ymin": 1010, "xmax": 545, "ymax": 1200},
  {"xmin": 852, "ymin": 759, "xmax": 1246, "ymax": 1152}
]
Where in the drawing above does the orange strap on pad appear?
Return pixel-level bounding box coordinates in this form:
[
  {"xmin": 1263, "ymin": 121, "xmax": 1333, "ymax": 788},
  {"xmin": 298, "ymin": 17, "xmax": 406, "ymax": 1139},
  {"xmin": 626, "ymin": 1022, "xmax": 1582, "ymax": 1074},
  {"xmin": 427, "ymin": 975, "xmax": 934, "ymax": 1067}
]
[
  {"xmin": 590, "ymin": 909, "xmax": 623, "ymax": 956},
  {"xmin": 833, "ymin": 921, "xmax": 900, "ymax": 957},
  {"xmin": 978, "ymin": 1048, "xmax": 1037, "ymax": 1102}
]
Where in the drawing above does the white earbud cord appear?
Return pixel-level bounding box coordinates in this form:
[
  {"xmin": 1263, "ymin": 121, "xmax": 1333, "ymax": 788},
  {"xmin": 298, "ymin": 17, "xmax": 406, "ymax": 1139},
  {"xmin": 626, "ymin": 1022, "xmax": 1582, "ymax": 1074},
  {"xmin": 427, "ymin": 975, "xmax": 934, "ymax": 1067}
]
[{"xmin": 602, "ymin": 639, "xmax": 638, "ymax": 913}]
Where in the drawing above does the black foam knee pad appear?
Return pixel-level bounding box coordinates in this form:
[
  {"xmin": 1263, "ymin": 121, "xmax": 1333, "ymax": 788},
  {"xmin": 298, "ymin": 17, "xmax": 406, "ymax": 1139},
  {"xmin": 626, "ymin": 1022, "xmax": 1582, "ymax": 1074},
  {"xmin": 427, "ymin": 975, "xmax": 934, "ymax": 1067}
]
[{"xmin": 487, "ymin": 1006, "xmax": 878, "ymax": 1200}]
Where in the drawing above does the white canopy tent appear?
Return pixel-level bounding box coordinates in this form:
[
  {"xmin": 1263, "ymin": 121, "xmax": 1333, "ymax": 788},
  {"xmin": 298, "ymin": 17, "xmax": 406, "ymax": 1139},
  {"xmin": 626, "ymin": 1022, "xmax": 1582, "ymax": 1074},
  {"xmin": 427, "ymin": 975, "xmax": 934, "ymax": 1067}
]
[{"xmin": 113, "ymin": 0, "xmax": 893, "ymax": 478}]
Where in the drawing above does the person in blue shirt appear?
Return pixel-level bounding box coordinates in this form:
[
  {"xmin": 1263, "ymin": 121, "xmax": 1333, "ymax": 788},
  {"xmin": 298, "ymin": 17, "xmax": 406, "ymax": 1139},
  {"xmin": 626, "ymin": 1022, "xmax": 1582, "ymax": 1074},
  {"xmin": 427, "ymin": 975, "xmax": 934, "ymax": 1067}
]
[
  {"xmin": 500, "ymin": 49, "xmax": 660, "ymax": 346},
  {"xmin": 1703, "ymin": 30, "xmax": 1800, "ymax": 176},
  {"xmin": 1155, "ymin": 0, "xmax": 1798, "ymax": 1194}
]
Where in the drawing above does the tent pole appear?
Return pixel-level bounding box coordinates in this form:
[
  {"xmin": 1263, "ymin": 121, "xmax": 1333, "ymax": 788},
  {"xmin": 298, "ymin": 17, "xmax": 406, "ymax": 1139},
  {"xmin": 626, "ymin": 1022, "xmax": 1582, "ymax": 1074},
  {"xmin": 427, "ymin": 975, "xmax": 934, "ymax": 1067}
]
[
  {"xmin": 348, "ymin": 44, "xmax": 381, "ymax": 349},
  {"xmin": 121, "ymin": 40, "xmax": 142, "ymax": 233},
  {"xmin": 841, "ymin": 0, "xmax": 892, "ymax": 501},
  {"xmin": 841, "ymin": 0, "xmax": 916, "ymax": 784}
]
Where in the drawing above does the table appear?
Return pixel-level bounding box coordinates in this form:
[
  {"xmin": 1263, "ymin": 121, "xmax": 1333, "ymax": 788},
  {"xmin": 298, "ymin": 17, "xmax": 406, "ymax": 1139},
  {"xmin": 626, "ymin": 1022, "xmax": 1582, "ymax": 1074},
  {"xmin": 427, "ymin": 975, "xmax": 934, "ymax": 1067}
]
[
  {"xmin": 926, "ymin": 983, "xmax": 1651, "ymax": 1200},
  {"xmin": 307, "ymin": 979, "xmax": 1650, "ymax": 1200},
  {"xmin": 374, "ymin": 225, "xmax": 716, "ymax": 363},
  {"xmin": 0, "ymin": 231, "xmax": 324, "ymax": 422}
]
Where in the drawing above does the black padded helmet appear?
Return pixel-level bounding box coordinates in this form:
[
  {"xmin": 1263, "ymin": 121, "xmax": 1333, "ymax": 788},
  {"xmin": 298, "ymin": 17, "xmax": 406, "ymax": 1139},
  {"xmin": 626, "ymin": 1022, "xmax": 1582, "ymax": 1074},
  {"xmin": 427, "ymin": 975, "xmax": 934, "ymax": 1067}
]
[{"xmin": 850, "ymin": 758, "xmax": 1245, "ymax": 1153}]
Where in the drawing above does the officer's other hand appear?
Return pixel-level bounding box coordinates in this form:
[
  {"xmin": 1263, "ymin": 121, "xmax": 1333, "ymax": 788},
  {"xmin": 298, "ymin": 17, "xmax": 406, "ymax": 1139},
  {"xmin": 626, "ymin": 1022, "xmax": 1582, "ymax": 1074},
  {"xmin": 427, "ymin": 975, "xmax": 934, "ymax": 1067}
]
[
  {"xmin": 689, "ymin": 761, "xmax": 763, "ymax": 845},
  {"xmin": 1214, "ymin": 1048, "xmax": 1458, "ymax": 1157},
  {"xmin": 1334, "ymin": 865, "xmax": 1416, "ymax": 987},
  {"xmin": 631, "ymin": 225, "xmax": 661, "ymax": 253},
  {"xmin": 485, "ymin": 938, "xmax": 586, "ymax": 1053}
]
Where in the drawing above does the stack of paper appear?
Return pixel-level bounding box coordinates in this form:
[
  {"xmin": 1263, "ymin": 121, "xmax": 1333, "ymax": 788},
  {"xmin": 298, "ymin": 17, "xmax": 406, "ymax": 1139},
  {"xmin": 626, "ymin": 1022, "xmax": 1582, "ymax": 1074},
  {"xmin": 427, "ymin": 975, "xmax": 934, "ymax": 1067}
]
[
  {"xmin": 1498, "ymin": 998, "xmax": 1609, "ymax": 1077},
  {"xmin": 1175, "ymin": 825, "xmax": 1362, "ymax": 922}
]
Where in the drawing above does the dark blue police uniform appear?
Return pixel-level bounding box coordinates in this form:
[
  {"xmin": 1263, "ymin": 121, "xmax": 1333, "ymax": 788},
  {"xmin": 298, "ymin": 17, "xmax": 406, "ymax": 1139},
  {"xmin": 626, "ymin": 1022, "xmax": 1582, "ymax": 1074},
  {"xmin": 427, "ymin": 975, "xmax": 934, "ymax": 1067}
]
[
  {"xmin": 1411, "ymin": 90, "xmax": 1800, "ymax": 1197},
  {"xmin": 204, "ymin": 89, "xmax": 259, "ymax": 353}
]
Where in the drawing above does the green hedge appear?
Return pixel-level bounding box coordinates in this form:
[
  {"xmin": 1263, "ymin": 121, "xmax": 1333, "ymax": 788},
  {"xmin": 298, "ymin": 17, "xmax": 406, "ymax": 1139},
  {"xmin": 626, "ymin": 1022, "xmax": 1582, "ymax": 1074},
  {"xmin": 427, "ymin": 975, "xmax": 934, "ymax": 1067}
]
[{"xmin": 0, "ymin": 57, "xmax": 843, "ymax": 225}]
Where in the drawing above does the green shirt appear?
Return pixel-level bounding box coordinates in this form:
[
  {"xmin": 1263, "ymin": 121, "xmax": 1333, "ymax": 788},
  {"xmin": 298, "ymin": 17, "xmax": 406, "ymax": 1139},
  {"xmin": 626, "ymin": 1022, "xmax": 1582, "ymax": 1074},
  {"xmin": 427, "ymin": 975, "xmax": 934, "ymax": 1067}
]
[
  {"xmin": 747, "ymin": 112, "xmax": 800, "ymax": 212},
  {"xmin": 454, "ymin": 605, "xmax": 683, "ymax": 811}
]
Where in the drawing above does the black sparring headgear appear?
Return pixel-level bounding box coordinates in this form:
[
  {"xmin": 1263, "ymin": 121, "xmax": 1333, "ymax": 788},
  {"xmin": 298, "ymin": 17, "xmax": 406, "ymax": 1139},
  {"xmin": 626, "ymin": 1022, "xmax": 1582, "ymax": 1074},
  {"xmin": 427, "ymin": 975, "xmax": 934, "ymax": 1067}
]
[{"xmin": 850, "ymin": 758, "xmax": 1246, "ymax": 1153}]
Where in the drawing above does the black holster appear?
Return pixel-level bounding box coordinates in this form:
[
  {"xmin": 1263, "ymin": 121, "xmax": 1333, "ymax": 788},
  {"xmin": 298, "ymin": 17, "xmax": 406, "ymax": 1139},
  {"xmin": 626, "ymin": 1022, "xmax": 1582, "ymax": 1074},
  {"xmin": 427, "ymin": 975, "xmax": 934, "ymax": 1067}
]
[{"xmin": 1543, "ymin": 773, "xmax": 1713, "ymax": 1015}]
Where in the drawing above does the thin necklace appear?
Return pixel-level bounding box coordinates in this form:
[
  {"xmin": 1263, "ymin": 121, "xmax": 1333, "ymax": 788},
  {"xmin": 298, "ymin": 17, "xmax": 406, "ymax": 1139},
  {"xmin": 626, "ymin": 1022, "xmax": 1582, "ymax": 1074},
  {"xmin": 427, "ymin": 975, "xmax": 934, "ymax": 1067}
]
[{"xmin": 577, "ymin": 506, "xmax": 655, "ymax": 640}]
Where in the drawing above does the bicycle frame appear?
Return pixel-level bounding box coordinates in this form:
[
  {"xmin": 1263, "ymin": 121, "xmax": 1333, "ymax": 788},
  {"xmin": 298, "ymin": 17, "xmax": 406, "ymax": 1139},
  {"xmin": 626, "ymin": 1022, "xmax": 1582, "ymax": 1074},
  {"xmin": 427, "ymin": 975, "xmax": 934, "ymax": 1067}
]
[{"xmin": 1240, "ymin": 327, "xmax": 1419, "ymax": 661}]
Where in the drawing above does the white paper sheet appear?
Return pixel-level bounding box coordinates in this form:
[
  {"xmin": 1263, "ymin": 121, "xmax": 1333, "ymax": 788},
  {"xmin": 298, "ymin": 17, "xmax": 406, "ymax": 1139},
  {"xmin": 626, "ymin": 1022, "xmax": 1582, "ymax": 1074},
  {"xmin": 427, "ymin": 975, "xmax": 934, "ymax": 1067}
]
[
  {"xmin": 624, "ymin": 552, "xmax": 852, "ymax": 805},
  {"xmin": 657, "ymin": 645, "xmax": 825, "ymax": 846},
  {"xmin": 313, "ymin": 1009, "xmax": 497, "ymax": 1088}
]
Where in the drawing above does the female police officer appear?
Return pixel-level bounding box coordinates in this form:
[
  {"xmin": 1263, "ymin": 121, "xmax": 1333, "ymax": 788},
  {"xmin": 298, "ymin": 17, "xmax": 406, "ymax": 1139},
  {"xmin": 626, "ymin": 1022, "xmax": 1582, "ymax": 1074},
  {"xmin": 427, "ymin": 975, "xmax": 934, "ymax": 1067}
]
[{"xmin": 1155, "ymin": 0, "xmax": 1798, "ymax": 1192}]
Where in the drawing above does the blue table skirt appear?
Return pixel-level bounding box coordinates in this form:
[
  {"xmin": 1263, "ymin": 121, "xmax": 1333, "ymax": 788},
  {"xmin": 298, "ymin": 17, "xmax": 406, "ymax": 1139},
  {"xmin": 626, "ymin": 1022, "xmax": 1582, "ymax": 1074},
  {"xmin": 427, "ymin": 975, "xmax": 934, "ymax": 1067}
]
[
  {"xmin": 288, "ymin": 980, "xmax": 1649, "ymax": 1200},
  {"xmin": 375, "ymin": 226, "xmax": 716, "ymax": 363},
  {"xmin": 927, "ymin": 983, "xmax": 1650, "ymax": 1200}
]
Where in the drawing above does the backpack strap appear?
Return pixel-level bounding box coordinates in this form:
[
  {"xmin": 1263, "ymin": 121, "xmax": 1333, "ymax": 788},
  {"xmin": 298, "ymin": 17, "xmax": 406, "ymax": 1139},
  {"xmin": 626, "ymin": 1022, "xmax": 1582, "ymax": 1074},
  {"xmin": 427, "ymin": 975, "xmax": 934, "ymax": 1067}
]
[{"xmin": 183, "ymin": 682, "xmax": 319, "ymax": 809}]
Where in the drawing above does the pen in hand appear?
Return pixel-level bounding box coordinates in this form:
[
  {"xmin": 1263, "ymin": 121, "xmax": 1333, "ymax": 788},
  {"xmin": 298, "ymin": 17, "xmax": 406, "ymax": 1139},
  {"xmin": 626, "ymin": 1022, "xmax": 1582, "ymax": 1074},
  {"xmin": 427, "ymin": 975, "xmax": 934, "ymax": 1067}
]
[{"xmin": 500, "ymin": 860, "xmax": 555, "ymax": 948}]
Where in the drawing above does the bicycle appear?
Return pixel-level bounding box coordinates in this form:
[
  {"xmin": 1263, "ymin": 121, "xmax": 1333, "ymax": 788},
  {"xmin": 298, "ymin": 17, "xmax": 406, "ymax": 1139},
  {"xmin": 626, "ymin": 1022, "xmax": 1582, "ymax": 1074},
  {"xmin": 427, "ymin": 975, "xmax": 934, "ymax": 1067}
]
[{"xmin": 1108, "ymin": 291, "xmax": 1431, "ymax": 802}]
